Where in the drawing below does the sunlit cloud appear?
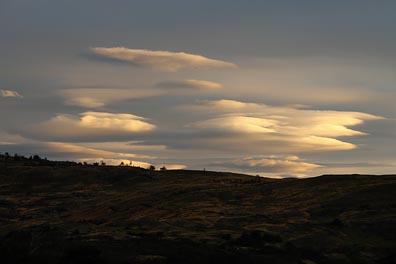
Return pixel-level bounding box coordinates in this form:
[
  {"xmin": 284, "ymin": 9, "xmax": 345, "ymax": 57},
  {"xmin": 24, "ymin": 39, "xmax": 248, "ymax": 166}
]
[
  {"xmin": 0, "ymin": 140, "xmax": 156, "ymax": 165},
  {"xmin": 0, "ymin": 131, "xmax": 26, "ymax": 145},
  {"xmin": 90, "ymin": 47, "xmax": 237, "ymax": 72},
  {"xmin": 38, "ymin": 142, "xmax": 147, "ymax": 159},
  {"xmin": 156, "ymin": 164, "xmax": 187, "ymax": 170},
  {"xmin": 184, "ymin": 99, "xmax": 383, "ymax": 153},
  {"xmin": 214, "ymin": 155, "xmax": 321, "ymax": 174},
  {"xmin": 25, "ymin": 112, "xmax": 156, "ymax": 141},
  {"xmin": 59, "ymin": 88, "xmax": 163, "ymax": 108},
  {"xmin": 0, "ymin": 137, "xmax": 186, "ymax": 170},
  {"xmin": 157, "ymin": 79, "xmax": 223, "ymax": 89},
  {"xmin": 202, "ymin": 99, "xmax": 253, "ymax": 109},
  {"xmin": 0, "ymin": 142, "xmax": 16, "ymax": 145},
  {"xmin": 0, "ymin": 89, "xmax": 22, "ymax": 98},
  {"xmin": 79, "ymin": 141, "xmax": 168, "ymax": 152},
  {"xmin": 190, "ymin": 116, "xmax": 277, "ymax": 133},
  {"xmin": 73, "ymin": 158, "xmax": 186, "ymax": 170},
  {"xmin": 77, "ymin": 158, "xmax": 152, "ymax": 167}
]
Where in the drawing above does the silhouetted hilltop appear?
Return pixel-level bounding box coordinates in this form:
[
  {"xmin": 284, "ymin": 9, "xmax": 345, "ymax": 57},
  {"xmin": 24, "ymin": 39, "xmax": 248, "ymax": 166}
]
[{"xmin": 0, "ymin": 157, "xmax": 395, "ymax": 263}]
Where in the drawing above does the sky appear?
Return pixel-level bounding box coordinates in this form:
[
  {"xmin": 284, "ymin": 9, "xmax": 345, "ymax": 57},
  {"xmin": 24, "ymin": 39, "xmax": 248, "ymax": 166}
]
[{"xmin": 1, "ymin": 0, "xmax": 396, "ymax": 177}]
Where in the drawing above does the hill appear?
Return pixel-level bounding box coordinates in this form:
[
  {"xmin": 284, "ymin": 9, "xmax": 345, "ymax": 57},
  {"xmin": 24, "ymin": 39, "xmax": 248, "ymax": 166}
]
[{"xmin": 0, "ymin": 161, "xmax": 395, "ymax": 263}]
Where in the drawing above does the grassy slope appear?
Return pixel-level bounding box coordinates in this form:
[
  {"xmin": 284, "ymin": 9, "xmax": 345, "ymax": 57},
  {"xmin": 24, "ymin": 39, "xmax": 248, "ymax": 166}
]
[{"xmin": 0, "ymin": 164, "xmax": 395, "ymax": 263}]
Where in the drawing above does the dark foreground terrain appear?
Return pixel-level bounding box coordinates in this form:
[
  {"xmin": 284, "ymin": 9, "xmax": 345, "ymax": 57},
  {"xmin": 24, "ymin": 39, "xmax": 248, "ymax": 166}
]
[{"xmin": 0, "ymin": 163, "xmax": 395, "ymax": 263}]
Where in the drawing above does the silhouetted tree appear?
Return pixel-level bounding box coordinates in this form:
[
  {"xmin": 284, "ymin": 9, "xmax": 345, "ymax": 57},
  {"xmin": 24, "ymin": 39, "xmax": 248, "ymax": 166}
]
[
  {"xmin": 149, "ymin": 165, "xmax": 156, "ymax": 171},
  {"xmin": 160, "ymin": 166, "xmax": 167, "ymax": 171},
  {"xmin": 3, "ymin": 152, "xmax": 9, "ymax": 168}
]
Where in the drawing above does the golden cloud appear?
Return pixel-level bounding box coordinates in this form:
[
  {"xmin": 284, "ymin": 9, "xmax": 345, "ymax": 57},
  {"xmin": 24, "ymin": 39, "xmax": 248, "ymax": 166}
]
[
  {"xmin": 186, "ymin": 99, "xmax": 383, "ymax": 152},
  {"xmin": 214, "ymin": 155, "xmax": 321, "ymax": 174},
  {"xmin": 190, "ymin": 116, "xmax": 277, "ymax": 133},
  {"xmin": 157, "ymin": 79, "xmax": 223, "ymax": 89},
  {"xmin": 40, "ymin": 142, "xmax": 144, "ymax": 159},
  {"xmin": 27, "ymin": 112, "xmax": 156, "ymax": 140},
  {"xmin": 0, "ymin": 89, "xmax": 22, "ymax": 98}
]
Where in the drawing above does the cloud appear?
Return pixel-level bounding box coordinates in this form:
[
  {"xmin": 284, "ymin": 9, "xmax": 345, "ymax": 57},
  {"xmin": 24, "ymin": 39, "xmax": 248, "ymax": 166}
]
[
  {"xmin": 78, "ymin": 158, "xmax": 152, "ymax": 167},
  {"xmin": 0, "ymin": 137, "xmax": 185, "ymax": 170},
  {"xmin": 59, "ymin": 88, "xmax": 163, "ymax": 108},
  {"xmin": 90, "ymin": 47, "xmax": 237, "ymax": 72},
  {"xmin": 0, "ymin": 140, "xmax": 153, "ymax": 161},
  {"xmin": 59, "ymin": 81, "xmax": 223, "ymax": 109},
  {"xmin": 25, "ymin": 111, "xmax": 156, "ymax": 141},
  {"xmin": 156, "ymin": 164, "xmax": 187, "ymax": 170},
  {"xmin": 79, "ymin": 141, "xmax": 168, "ymax": 153},
  {"xmin": 0, "ymin": 90, "xmax": 22, "ymax": 98},
  {"xmin": 214, "ymin": 155, "xmax": 321, "ymax": 174},
  {"xmin": 202, "ymin": 99, "xmax": 252, "ymax": 109},
  {"xmin": 157, "ymin": 79, "xmax": 223, "ymax": 89},
  {"xmin": 73, "ymin": 158, "xmax": 186, "ymax": 170},
  {"xmin": 0, "ymin": 142, "xmax": 16, "ymax": 146},
  {"xmin": 318, "ymin": 161, "xmax": 395, "ymax": 168},
  {"xmin": 183, "ymin": 99, "xmax": 383, "ymax": 153},
  {"xmin": 36, "ymin": 142, "xmax": 144, "ymax": 159},
  {"xmin": 190, "ymin": 116, "xmax": 277, "ymax": 133},
  {"xmin": 0, "ymin": 131, "xmax": 26, "ymax": 146}
]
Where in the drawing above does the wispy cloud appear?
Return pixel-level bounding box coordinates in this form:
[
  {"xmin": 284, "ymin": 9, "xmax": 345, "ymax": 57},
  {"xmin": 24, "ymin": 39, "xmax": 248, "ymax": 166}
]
[
  {"xmin": 157, "ymin": 79, "xmax": 223, "ymax": 89},
  {"xmin": 39, "ymin": 142, "xmax": 145, "ymax": 159},
  {"xmin": 77, "ymin": 158, "xmax": 152, "ymax": 167},
  {"xmin": 1, "ymin": 90, "xmax": 22, "ymax": 98},
  {"xmin": 59, "ymin": 88, "xmax": 163, "ymax": 108},
  {"xmin": 59, "ymin": 80, "xmax": 223, "ymax": 109},
  {"xmin": 190, "ymin": 116, "xmax": 277, "ymax": 133},
  {"xmin": 0, "ymin": 140, "xmax": 154, "ymax": 162},
  {"xmin": 90, "ymin": 47, "xmax": 237, "ymax": 72},
  {"xmin": 214, "ymin": 155, "xmax": 321, "ymax": 174}
]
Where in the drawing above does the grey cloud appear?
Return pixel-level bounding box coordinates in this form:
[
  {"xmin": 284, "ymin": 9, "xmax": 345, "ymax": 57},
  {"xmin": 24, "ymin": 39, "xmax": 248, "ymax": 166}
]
[
  {"xmin": 59, "ymin": 88, "xmax": 163, "ymax": 108},
  {"xmin": 89, "ymin": 47, "xmax": 237, "ymax": 72}
]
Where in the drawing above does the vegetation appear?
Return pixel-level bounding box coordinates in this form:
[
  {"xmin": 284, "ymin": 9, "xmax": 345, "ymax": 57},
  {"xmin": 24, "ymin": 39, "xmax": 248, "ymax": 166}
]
[{"xmin": 0, "ymin": 155, "xmax": 395, "ymax": 263}]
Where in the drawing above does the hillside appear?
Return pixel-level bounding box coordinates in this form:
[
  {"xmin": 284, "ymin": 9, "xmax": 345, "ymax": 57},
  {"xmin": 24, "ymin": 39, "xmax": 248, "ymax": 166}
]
[{"xmin": 0, "ymin": 162, "xmax": 395, "ymax": 263}]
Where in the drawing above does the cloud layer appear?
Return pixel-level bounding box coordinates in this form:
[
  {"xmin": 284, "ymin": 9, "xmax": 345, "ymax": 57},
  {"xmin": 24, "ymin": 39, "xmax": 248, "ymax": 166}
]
[
  {"xmin": 59, "ymin": 81, "xmax": 223, "ymax": 109},
  {"xmin": 90, "ymin": 47, "xmax": 237, "ymax": 72}
]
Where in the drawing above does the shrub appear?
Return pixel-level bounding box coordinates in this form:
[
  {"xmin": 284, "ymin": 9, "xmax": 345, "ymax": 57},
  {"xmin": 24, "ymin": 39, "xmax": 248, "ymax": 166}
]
[{"xmin": 236, "ymin": 230, "xmax": 282, "ymax": 246}]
